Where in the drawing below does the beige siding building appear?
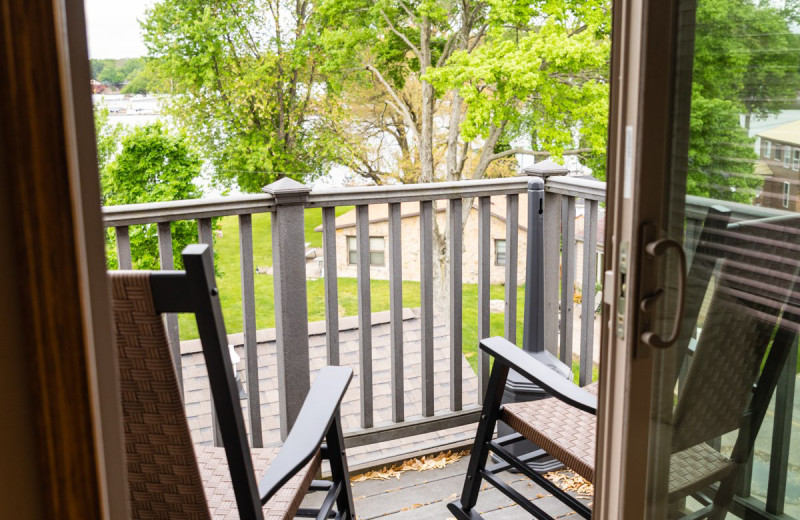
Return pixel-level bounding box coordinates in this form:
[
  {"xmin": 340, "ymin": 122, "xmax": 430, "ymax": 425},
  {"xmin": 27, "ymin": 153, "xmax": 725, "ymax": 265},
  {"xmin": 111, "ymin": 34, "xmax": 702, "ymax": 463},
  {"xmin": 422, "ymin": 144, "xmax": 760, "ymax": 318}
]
[
  {"xmin": 315, "ymin": 197, "xmax": 531, "ymax": 285},
  {"xmin": 755, "ymin": 120, "xmax": 800, "ymax": 211}
]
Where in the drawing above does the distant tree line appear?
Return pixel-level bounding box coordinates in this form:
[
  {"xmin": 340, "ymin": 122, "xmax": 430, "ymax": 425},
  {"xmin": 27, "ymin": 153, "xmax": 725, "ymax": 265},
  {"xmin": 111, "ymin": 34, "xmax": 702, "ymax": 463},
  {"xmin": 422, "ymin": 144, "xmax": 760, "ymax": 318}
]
[{"xmin": 90, "ymin": 58, "xmax": 157, "ymax": 95}]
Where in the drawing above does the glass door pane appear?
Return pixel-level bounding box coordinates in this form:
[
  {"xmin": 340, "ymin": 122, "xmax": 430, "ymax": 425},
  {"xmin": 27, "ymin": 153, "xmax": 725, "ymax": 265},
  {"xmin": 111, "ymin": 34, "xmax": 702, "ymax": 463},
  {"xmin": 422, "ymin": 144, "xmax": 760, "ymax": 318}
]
[{"xmin": 645, "ymin": 1, "xmax": 800, "ymax": 517}]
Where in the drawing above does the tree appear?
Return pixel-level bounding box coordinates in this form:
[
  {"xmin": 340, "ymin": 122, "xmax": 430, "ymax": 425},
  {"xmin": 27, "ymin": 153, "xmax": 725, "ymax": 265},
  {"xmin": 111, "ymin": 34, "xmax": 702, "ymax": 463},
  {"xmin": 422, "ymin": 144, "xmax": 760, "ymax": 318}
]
[
  {"xmin": 317, "ymin": 0, "xmax": 611, "ymax": 305},
  {"xmin": 100, "ymin": 121, "xmax": 204, "ymax": 270},
  {"xmin": 142, "ymin": 0, "xmax": 342, "ymax": 192},
  {"xmin": 687, "ymin": 0, "xmax": 800, "ymax": 204}
]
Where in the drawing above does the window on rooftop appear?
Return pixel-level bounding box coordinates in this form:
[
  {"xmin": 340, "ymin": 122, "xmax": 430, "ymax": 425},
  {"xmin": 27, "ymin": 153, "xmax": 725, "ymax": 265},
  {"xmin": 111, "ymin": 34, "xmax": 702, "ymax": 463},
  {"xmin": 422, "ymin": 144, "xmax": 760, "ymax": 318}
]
[
  {"xmin": 347, "ymin": 236, "xmax": 385, "ymax": 266},
  {"xmin": 495, "ymin": 239, "xmax": 507, "ymax": 266}
]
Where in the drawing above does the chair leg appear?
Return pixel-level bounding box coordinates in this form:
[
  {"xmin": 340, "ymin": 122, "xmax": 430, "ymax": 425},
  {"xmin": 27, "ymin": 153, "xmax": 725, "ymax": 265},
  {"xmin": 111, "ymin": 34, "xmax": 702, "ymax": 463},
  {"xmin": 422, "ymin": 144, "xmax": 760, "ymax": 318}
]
[
  {"xmin": 449, "ymin": 362, "xmax": 510, "ymax": 515},
  {"xmin": 326, "ymin": 413, "xmax": 355, "ymax": 520}
]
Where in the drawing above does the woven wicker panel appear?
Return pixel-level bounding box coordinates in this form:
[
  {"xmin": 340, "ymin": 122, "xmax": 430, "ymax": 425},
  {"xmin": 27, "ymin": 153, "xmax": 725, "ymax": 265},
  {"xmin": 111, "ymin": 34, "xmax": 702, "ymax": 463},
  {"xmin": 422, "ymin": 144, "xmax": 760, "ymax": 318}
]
[
  {"xmin": 197, "ymin": 446, "xmax": 321, "ymax": 520},
  {"xmin": 501, "ymin": 384, "xmax": 598, "ymax": 483},
  {"xmin": 668, "ymin": 443, "xmax": 732, "ymax": 499},
  {"xmin": 672, "ymin": 261, "xmax": 787, "ymax": 451},
  {"xmin": 111, "ymin": 271, "xmax": 211, "ymax": 519}
]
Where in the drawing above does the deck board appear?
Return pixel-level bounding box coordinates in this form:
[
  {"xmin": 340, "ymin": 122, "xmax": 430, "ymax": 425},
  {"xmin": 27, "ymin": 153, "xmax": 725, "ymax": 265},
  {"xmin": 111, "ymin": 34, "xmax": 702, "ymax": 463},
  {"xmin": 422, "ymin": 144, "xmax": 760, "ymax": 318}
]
[{"xmin": 299, "ymin": 458, "xmax": 590, "ymax": 519}]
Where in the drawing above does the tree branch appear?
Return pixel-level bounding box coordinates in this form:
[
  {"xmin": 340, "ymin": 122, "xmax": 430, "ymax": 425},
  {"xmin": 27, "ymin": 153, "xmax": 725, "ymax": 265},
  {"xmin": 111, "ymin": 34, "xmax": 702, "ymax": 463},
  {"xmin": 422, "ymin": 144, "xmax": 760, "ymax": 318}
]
[
  {"xmin": 489, "ymin": 147, "xmax": 593, "ymax": 161},
  {"xmin": 380, "ymin": 9, "xmax": 423, "ymax": 63},
  {"xmin": 397, "ymin": 0, "xmax": 417, "ymax": 23},
  {"xmin": 467, "ymin": 23, "xmax": 487, "ymax": 53},
  {"xmin": 365, "ymin": 64, "xmax": 419, "ymax": 140}
]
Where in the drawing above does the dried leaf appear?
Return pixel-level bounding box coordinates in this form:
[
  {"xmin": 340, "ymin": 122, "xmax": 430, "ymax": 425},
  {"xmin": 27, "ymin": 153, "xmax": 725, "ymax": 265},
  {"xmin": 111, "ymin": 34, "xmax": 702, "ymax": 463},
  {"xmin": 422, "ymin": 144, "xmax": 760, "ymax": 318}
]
[
  {"xmin": 543, "ymin": 470, "xmax": 594, "ymax": 499},
  {"xmin": 350, "ymin": 450, "xmax": 469, "ymax": 482}
]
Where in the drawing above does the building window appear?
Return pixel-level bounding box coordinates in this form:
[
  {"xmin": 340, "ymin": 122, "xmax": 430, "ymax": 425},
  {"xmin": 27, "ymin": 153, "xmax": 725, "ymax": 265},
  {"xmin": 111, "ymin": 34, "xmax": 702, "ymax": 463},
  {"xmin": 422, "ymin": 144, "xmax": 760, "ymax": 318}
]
[
  {"xmin": 785, "ymin": 149, "xmax": 791, "ymax": 168},
  {"xmin": 783, "ymin": 182, "xmax": 791, "ymax": 209},
  {"xmin": 794, "ymin": 149, "xmax": 800, "ymax": 171},
  {"xmin": 495, "ymin": 239, "xmax": 507, "ymax": 266},
  {"xmin": 347, "ymin": 236, "xmax": 385, "ymax": 266},
  {"xmin": 774, "ymin": 146, "xmax": 783, "ymax": 161},
  {"xmin": 764, "ymin": 140, "xmax": 772, "ymax": 158}
]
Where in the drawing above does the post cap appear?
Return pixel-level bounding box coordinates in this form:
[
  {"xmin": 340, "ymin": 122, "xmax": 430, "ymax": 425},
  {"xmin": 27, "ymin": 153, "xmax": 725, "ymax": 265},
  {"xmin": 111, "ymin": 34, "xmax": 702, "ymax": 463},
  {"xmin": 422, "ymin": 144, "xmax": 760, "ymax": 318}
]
[
  {"xmin": 263, "ymin": 177, "xmax": 311, "ymax": 204},
  {"xmin": 521, "ymin": 158, "xmax": 569, "ymax": 178},
  {"xmin": 527, "ymin": 177, "xmax": 544, "ymax": 191}
]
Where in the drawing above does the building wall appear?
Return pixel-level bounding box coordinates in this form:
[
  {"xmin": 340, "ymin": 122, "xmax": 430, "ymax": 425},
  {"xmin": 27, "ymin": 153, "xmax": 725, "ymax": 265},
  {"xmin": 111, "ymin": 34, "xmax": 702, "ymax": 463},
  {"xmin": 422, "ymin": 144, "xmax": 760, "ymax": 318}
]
[
  {"xmin": 574, "ymin": 240, "xmax": 605, "ymax": 294},
  {"xmin": 330, "ymin": 206, "xmax": 529, "ymax": 285},
  {"xmin": 758, "ymin": 138, "xmax": 800, "ymax": 211}
]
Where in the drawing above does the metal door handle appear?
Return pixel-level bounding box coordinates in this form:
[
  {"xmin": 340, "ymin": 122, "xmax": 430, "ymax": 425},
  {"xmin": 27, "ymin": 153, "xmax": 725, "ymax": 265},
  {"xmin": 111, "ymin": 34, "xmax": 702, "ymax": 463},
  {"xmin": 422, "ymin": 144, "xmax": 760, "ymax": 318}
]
[{"xmin": 639, "ymin": 238, "xmax": 686, "ymax": 349}]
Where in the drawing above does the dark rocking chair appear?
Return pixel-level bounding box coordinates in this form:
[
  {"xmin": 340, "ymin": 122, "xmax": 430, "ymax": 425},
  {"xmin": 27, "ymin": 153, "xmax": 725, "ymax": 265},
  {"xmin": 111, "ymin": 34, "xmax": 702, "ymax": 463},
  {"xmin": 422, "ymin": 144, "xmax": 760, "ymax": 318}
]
[
  {"xmin": 449, "ymin": 209, "xmax": 800, "ymax": 519},
  {"xmin": 110, "ymin": 244, "xmax": 355, "ymax": 519}
]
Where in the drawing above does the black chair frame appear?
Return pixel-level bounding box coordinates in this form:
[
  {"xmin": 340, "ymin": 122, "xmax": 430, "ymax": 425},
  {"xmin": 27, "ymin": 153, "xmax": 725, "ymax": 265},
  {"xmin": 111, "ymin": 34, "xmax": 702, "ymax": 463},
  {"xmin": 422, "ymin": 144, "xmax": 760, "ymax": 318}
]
[
  {"xmin": 154, "ymin": 244, "xmax": 355, "ymax": 520},
  {"xmin": 449, "ymin": 209, "xmax": 800, "ymax": 520}
]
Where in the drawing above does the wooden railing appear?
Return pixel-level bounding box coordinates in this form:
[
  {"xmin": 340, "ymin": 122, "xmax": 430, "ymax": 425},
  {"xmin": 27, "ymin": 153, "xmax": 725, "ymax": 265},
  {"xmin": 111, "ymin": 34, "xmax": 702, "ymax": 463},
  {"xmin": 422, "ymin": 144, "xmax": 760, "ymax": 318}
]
[
  {"xmin": 102, "ymin": 175, "xmax": 795, "ymax": 518},
  {"xmin": 685, "ymin": 196, "xmax": 798, "ymax": 519},
  {"xmin": 102, "ymin": 175, "xmax": 605, "ymax": 450}
]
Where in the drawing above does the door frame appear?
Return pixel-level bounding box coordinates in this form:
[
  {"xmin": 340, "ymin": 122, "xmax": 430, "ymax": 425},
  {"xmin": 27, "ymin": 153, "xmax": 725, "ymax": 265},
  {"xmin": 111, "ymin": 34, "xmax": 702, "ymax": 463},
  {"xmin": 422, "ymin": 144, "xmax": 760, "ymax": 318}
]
[
  {"xmin": 0, "ymin": 0, "xmax": 127, "ymax": 517},
  {"xmin": 595, "ymin": 0, "xmax": 683, "ymax": 517}
]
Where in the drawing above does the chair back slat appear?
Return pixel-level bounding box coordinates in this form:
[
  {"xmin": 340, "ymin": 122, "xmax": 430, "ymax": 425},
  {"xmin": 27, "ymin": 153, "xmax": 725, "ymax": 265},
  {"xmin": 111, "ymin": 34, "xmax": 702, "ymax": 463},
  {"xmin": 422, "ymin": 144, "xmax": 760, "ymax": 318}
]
[
  {"xmin": 671, "ymin": 214, "xmax": 800, "ymax": 452},
  {"xmin": 111, "ymin": 271, "xmax": 211, "ymax": 519}
]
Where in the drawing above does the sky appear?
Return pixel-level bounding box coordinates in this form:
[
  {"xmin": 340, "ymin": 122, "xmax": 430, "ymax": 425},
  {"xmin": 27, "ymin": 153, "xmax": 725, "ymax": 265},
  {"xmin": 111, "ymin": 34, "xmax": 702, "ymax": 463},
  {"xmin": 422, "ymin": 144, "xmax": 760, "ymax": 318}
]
[{"xmin": 84, "ymin": 0, "xmax": 155, "ymax": 59}]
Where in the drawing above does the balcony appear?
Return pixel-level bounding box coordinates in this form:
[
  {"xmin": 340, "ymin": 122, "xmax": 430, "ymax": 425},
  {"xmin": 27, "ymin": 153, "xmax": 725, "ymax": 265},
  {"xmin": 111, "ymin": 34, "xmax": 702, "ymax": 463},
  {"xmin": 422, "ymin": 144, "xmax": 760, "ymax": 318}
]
[{"xmin": 102, "ymin": 175, "xmax": 799, "ymax": 519}]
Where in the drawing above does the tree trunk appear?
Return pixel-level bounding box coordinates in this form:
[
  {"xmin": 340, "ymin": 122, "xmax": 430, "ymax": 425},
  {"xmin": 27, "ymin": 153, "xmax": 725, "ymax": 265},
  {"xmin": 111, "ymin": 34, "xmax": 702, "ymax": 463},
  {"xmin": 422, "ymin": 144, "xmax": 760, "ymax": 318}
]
[
  {"xmin": 431, "ymin": 218, "xmax": 449, "ymax": 321},
  {"xmin": 419, "ymin": 16, "xmax": 435, "ymax": 183},
  {"xmin": 446, "ymin": 92, "xmax": 464, "ymax": 181}
]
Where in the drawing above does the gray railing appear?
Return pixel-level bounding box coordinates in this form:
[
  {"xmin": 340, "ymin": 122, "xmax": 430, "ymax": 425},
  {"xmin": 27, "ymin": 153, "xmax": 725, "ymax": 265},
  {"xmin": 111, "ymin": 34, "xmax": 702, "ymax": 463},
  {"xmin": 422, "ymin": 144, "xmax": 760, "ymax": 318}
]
[
  {"xmin": 103, "ymin": 175, "xmax": 604, "ymax": 451},
  {"xmin": 103, "ymin": 176, "xmax": 795, "ymax": 517},
  {"xmin": 685, "ymin": 196, "xmax": 798, "ymax": 519}
]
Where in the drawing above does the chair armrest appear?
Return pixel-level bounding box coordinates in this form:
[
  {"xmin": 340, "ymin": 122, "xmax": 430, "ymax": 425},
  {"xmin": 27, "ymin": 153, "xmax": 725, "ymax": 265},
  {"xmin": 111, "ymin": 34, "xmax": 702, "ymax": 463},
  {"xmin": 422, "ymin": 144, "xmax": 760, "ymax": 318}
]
[
  {"xmin": 480, "ymin": 336, "xmax": 597, "ymax": 414},
  {"xmin": 257, "ymin": 365, "xmax": 353, "ymax": 504}
]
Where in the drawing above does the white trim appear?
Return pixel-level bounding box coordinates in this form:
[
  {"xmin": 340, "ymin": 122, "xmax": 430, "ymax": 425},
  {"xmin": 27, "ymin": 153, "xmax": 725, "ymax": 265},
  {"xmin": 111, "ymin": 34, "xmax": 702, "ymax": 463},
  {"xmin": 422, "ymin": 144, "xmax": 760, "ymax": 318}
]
[{"xmin": 783, "ymin": 181, "xmax": 791, "ymax": 209}]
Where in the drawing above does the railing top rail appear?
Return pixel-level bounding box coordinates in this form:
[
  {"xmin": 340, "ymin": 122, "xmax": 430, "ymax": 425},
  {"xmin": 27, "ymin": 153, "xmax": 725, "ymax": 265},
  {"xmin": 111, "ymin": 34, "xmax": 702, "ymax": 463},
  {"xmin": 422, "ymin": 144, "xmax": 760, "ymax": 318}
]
[
  {"xmin": 103, "ymin": 194, "xmax": 275, "ymax": 227},
  {"xmin": 685, "ymin": 195, "xmax": 794, "ymax": 221},
  {"xmin": 305, "ymin": 177, "xmax": 530, "ymax": 207},
  {"xmin": 545, "ymin": 176, "xmax": 606, "ymax": 201},
  {"xmin": 102, "ymin": 175, "xmax": 611, "ymax": 227}
]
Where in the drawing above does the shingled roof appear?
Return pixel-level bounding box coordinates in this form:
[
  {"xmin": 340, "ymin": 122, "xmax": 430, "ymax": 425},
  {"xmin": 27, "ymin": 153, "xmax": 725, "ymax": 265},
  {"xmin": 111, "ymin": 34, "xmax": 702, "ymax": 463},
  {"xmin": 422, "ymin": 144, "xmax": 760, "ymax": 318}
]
[{"xmin": 180, "ymin": 309, "xmax": 479, "ymax": 469}]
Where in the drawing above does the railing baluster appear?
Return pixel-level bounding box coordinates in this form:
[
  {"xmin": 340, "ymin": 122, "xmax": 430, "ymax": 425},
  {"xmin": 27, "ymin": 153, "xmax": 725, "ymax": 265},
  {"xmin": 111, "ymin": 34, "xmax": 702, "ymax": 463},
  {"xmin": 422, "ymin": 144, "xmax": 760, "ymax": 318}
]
[
  {"xmin": 356, "ymin": 204, "xmax": 373, "ymax": 429},
  {"xmin": 198, "ymin": 218, "xmax": 214, "ymax": 255},
  {"xmin": 157, "ymin": 221, "xmax": 181, "ymax": 392},
  {"xmin": 766, "ymin": 338, "xmax": 797, "ymax": 514},
  {"xmin": 449, "ymin": 198, "xmax": 463, "ymax": 412},
  {"xmin": 684, "ymin": 217, "xmax": 703, "ymax": 267},
  {"xmin": 264, "ymin": 179, "xmax": 311, "ymax": 439},
  {"xmin": 560, "ymin": 196, "xmax": 576, "ymax": 364},
  {"xmin": 238, "ymin": 214, "xmax": 262, "ymax": 448},
  {"xmin": 579, "ymin": 199, "xmax": 598, "ymax": 386},
  {"xmin": 736, "ymin": 450, "xmax": 754, "ymax": 498},
  {"xmin": 420, "ymin": 200, "xmax": 435, "ymax": 417},
  {"xmin": 477, "ymin": 197, "xmax": 491, "ymax": 400},
  {"xmin": 321, "ymin": 207, "xmax": 340, "ymax": 365},
  {"xmin": 115, "ymin": 226, "xmax": 133, "ymax": 269},
  {"xmin": 544, "ymin": 191, "xmax": 562, "ymax": 356},
  {"xmin": 504, "ymin": 194, "xmax": 519, "ymax": 342},
  {"xmin": 388, "ymin": 203, "xmax": 404, "ymax": 422},
  {"xmin": 198, "ymin": 216, "xmax": 222, "ymax": 446}
]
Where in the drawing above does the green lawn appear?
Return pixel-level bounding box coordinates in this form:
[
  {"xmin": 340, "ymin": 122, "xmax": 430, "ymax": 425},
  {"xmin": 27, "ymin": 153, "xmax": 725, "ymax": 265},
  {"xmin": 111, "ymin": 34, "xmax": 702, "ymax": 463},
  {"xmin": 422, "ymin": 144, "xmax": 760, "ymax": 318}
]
[{"xmin": 179, "ymin": 208, "xmax": 597, "ymax": 382}]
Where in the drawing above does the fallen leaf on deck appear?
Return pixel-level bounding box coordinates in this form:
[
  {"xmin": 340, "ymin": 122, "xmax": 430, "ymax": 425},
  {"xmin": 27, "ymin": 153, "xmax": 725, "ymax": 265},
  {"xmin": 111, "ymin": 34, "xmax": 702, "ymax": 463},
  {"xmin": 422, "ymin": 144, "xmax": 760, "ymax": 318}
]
[
  {"xmin": 350, "ymin": 450, "xmax": 469, "ymax": 482},
  {"xmin": 543, "ymin": 470, "xmax": 594, "ymax": 500}
]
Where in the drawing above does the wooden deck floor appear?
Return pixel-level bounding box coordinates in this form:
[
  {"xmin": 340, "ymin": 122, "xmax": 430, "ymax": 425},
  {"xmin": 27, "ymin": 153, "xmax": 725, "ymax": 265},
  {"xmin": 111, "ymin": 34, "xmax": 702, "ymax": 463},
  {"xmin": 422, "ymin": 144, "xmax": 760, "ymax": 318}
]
[{"xmin": 302, "ymin": 457, "xmax": 587, "ymax": 519}]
